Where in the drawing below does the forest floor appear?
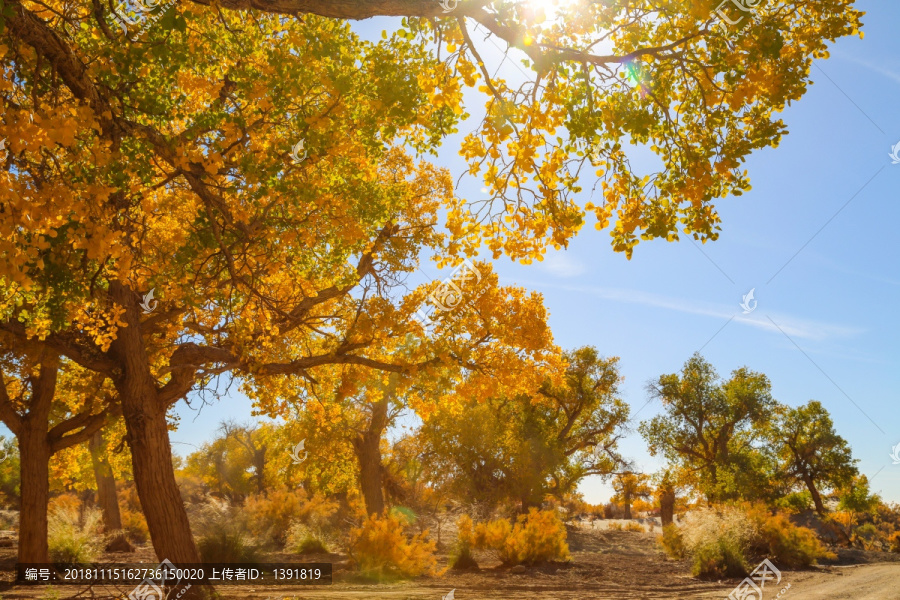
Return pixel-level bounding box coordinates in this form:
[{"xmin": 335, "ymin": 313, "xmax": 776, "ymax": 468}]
[{"xmin": 0, "ymin": 521, "xmax": 898, "ymax": 599}]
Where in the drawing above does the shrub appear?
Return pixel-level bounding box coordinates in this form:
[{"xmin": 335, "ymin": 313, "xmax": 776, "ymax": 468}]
[
  {"xmin": 888, "ymin": 531, "xmax": 900, "ymax": 553},
  {"xmin": 120, "ymin": 507, "xmax": 149, "ymax": 544},
  {"xmin": 681, "ymin": 506, "xmax": 756, "ymax": 554},
  {"xmin": 118, "ymin": 486, "xmax": 150, "ymax": 544},
  {"xmin": 189, "ymin": 498, "xmax": 261, "ymax": 563},
  {"xmin": 607, "ymin": 522, "xmax": 623, "ymax": 531},
  {"xmin": 692, "ymin": 537, "xmax": 749, "ymax": 579},
  {"xmin": 474, "ymin": 508, "xmax": 570, "ymax": 566},
  {"xmin": 680, "ymin": 506, "xmax": 756, "ymax": 579},
  {"xmin": 624, "ymin": 522, "xmax": 644, "ymax": 532},
  {"xmin": 285, "ymin": 521, "xmax": 337, "ymax": 555},
  {"xmin": 348, "ymin": 513, "xmax": 437, "ymax": 581},
  {"xmin": 774, "ymin": 491, "xmax": 812, "ymax": 515},
  {"xmin": 746, "ymin": 505, "xmax": 834, "ymax": 567},
  {"xmin": 245, "ymin": 489, "xmax": 337, "ymax": 548},
  {"xmin": 854, "ymin": 523, "xmax": 879, "ymax": 550},
  {"xmin": 659, "ymin": 524, "xmax": 686, "ymax": 559},
  {"xmin": 0, "ymin": 509, "xmax": 18, "ymax": 530},
  {"xmin": 449, "ymin": 515, "xmax": 479, "ymax": 570},
  {"xmin": 48, "ymin": 505, "xmax": 104, "ymax": 563}
]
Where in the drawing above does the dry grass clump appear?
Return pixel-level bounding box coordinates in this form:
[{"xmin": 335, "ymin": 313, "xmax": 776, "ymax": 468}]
[
  {"xmin": 48, "ymin": 504, "xmax": 104, "ymax": 563},
  {"xmin": 680, "ymin": 506, "xmax": 754, "ymax": 578},
  {"xmin": 659, "ymin": 504, "xmax": 833, "ymax": 578},
  {"xmin": 188, "ymin": 498, "xmax": 261, "ymax": 563}
]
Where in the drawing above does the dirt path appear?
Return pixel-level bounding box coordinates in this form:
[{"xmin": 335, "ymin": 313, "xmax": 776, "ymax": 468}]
[
  {"xmin": 1, "ymin": 525, "xmax": 898, "ymax": 599},
  {"xmin": 766, "ymin": 563, "xmax": 900, "ymax": 600}
]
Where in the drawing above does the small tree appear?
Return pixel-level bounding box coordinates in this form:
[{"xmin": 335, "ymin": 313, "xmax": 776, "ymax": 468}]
[
  {"xmin": 611, "ymin": 472, "xmax": 652, "ymax": 520},
  {"xmin": 657, "ymin": 470, "xmax": 677, "ymax": 527},
  {"xmin": 837, "ymin": 475, "xmax": 880, "ymax": 547},
  {"xmin": 768, "ymin": 401, "xmax": 857, "ymax": 515},
  {"xmin": 639, "ymin": 354, "xmax": 776, "ymax": 504}
]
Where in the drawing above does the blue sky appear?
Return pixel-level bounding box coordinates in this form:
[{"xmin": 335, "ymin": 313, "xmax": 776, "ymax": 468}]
[
  {"xmin": 7, "ymin": 1, "xmax": 890, "ymax": 506},
  {"xmin": 165, "ymin": 1, "xmax": 900, "ymax": 503}
]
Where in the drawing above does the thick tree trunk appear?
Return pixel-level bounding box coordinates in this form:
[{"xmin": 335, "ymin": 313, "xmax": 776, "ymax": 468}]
[
  {"xmin": 803, "ymin": 473, "xmax": 826, "ymax": 515},
  {"xmin": 623, "ymin": 498, "xmax": 632, "ymax": 520},
  {"xmin": 107, "ymin": 282, "xmax": 202, "ymax": 567},
  {"xmin": 355, "ymin": 432, "xmax": 385, "ymax": 517},
  {"xmin": 18, "ymin": 425, "xmax": 51, "ymax": 563},
  {"xmin": 659, "ymin": 487, "xmax": 675, "ymax": 527},
  {"xmin": 89, "ymin": 430, "xmax": 134, "ymax": 552},
  {"xmin": 353, "ymin": 397, "xmax": 389, "ymax": 518},
  {"xmin": 121, "ymin": 387, "xmax": 200, "ymax": 563}
]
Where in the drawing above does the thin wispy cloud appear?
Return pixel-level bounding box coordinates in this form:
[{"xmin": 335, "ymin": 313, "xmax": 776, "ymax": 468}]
[
  {"xmin": 508, "ymin": 279, "xmax": 864, "ymax": 342},
  {"xmin": 831, "ymin": 52, "xmax": 900, "ymax": 86},
  {"xmin": 535, "ymin": 252, "xmax": 587, "ymax": 278}
]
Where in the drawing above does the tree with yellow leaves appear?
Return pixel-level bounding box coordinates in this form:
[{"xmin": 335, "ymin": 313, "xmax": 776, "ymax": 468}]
[
  {"xmin": 0, "ymin": 339, "xmax": 117, "ymax": 562},
  {"xmin": 0, "ymin": 0, "xmax": 863, "ymax": 570}
]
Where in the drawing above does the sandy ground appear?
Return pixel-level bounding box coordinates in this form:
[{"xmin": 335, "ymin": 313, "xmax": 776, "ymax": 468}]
[{"xmin": 0, "ymin": 522, "xmax": 897, "ymax": 599}]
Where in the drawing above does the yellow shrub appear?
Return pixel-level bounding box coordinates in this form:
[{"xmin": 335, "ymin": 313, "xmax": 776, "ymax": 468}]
[
  {"xmin": 889, "ymin": 531, "xmax": 900, "ymax": 553},
  {"xmin": 624, "ymin": 522, "xmax": 644, "ymax": 532},
  {"xmin": 607, "ymin": 522, "xmax": 623, "ymax": 531},
  {"xmin": 474, "ymin": 508, "xmax": 570, "ymax": 566},
  {"xmin": 745, "ymin": 505, "xmax": 834, "ymax": 567},
  {"xmin": 49, "ymin": 494, "xmax": 81, "ymax": 515},
  {"xmin": 349, "ymin": 514, "xmax": 437, "ymax": 581},
  {"xmin": 120, "ymin": 507, "xmax": 149, "ymax": 544},
  {"xmin": 658, "ymin": 524, "xmax": 686, "ymax": 559},
  {"xmin": 449, "ymin": 514, "xmax": 479, "ymax": 570},
  {"xmin": 244, "ymin": 489, "xmax": 338, "ymax": 547}
]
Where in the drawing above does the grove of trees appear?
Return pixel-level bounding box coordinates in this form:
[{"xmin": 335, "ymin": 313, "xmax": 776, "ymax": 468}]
[{"xmin": 0, "ymin": 0, "xmax": 876, "ymax": 591}]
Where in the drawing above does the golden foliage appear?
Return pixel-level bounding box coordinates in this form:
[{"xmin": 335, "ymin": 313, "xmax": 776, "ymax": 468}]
[
  {"xmin": 348, "ymin": 513, "xmax": 438, "ymax": 581},
  {"xmin": 745, "ymin": 504, "xmax": 835, "ymax": 567},
  {"xmin": 658, "ymin": 524, "xmax": 686, "ymax": 559},
  {"xmin": 473, "ymin": 508, "xmax": 570, "ymax": 566},
  {"xmin": 244, "ymin": 488, "xmax": 338, "ymax": 547}
]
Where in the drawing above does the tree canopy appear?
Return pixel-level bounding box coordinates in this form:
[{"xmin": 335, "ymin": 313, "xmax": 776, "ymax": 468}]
[{"xmin": 0, "ymin": 0, "xmax": 867, "ymax": 569}]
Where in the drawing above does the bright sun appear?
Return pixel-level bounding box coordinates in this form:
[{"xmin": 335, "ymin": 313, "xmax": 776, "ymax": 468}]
[{"xmin": 525, "ymin": 0, "xmax": 581, "ymax": 22}]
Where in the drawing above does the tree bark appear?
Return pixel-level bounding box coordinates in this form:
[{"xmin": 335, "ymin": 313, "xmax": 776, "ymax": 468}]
[
  {"xmin": 659, "ymin": 487, "xmax": 675, "ymax": 527},
  {"xmin": 17, "ymin": 424, "xmax": 51, "ymax": 563},
  {"xmin": 623, "ymin": 496, "xmax": 632, "ymax": 520},
  {"xmin": 803, "ymin": 472, "xmax": 826, "ymax": 515},
  {"xmin": 120, "ymin": 383, "xmax": 200, "ymax": 563},
  {"xmin": 89, "ymin": 430, "xmax": 134, "ymax": 552},
  {"xmin": 107, "ymin": 282, "xmax": 202, "ymax": 566},
  {"xmin": 352, "ymin": 397, "xmax": 389, "ymax": 517}
]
